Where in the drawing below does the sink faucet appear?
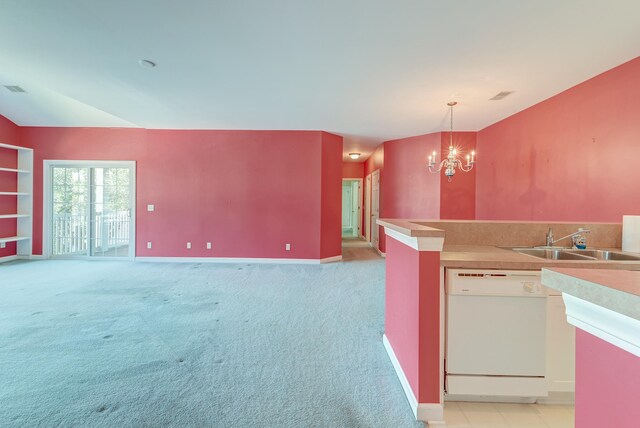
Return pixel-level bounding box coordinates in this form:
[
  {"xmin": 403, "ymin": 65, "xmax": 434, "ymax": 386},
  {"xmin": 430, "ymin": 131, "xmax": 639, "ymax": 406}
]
[{"xmin": 545, "ymin": 227, "xmax": 591, "ymax": 247}]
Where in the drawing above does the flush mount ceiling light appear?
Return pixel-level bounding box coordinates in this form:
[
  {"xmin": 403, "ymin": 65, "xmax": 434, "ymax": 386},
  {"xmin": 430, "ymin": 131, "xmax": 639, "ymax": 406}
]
[
  {"xmin": 138, "ymin": 59, "xmax": 156, "ymax": 68},
  {"xmin": 349, "ymin": 153, "xmax": 361, "ymax": 160},
  {"xmin": 427, "ymin": 101, "xmax": 476, "ymax": 181}
]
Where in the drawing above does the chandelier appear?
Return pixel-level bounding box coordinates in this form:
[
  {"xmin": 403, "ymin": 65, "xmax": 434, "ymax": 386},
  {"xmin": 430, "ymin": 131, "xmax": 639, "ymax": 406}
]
[{"xmin": 427, "ymin": 101, "xmax": 476, "ymax": 181}]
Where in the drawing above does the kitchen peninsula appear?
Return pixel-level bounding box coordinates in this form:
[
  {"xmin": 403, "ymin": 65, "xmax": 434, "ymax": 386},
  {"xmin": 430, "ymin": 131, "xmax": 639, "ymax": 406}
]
[
  {"xmin": 377, "ymin": 219, "xmax": 640, "ymax": 425},
  {"xmin": 541, "ymin": 268, "xmax": 640, "ymax": 428}
]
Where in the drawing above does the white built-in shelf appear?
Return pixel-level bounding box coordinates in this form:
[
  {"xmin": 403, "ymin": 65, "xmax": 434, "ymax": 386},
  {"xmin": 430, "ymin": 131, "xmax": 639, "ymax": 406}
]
[
  {"xmin": 0, "ymin": 236, "xmax": 30, "ymax": 244},
  {"xmin": 0, "ymin": 167, "xmax": 30, "ymax": 173},
  {"xmin": 0, "ymin": 142, "xmax": 33, "ymax": 259}
]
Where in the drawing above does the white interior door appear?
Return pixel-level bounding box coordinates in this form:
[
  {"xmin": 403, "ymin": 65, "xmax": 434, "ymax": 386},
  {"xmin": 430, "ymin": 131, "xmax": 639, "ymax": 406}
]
[
  {"xmin": 47, "ymin": 161, "xmax": 135, "ymax": 259},
  {"xmin": 352, "ymin": 180, "xmax": 361, "ymax": 237},
  {"xmin": 365, "ymin": 174, "xmax": 371, "ymax": 242},
  {"xmin": 371, "ymin": 170, "xmax": 380, "ymax": 250}
]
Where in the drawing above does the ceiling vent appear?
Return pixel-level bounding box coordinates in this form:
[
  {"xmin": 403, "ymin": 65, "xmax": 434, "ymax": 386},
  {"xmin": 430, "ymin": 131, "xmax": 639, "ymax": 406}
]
[
  {"xmin": 489, "ymin": 91, "xmax": 513, "ymax": 100},
  {"xmin": 4, "ymin": 85, "xmax": 26, "ymax": 93}
]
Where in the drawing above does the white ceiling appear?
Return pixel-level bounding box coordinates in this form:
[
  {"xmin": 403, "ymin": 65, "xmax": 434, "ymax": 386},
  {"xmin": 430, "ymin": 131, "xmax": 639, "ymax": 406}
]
[{"xmin": 0, "ymin": 1, "xmax": 638, "ymax": 160}]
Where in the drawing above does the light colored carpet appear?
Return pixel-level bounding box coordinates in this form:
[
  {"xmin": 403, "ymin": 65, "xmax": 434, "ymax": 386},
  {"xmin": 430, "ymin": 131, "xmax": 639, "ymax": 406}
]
[{"xmin": 0, "ymin": 248, "xmax": 423, "ymax": 428}]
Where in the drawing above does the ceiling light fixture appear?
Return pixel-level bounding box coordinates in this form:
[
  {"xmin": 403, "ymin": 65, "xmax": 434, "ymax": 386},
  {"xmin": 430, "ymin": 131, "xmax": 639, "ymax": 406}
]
[
  {"xmin": 349, "ymin": 153, "xmax": 361, "ymax": 160},
  {"xmin": 427, "ymin": 101, "xmax": 476, "ymax": 181},
  {"xmin": 138, "ymin": 59, "xmax": 157, "ymax": 68}
]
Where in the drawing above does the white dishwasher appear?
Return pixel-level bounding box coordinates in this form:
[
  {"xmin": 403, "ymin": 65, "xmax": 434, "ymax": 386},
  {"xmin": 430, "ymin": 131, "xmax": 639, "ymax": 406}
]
[{"xmin": 445, "ymin": 269, "xmax": 547, "ymax": 400}]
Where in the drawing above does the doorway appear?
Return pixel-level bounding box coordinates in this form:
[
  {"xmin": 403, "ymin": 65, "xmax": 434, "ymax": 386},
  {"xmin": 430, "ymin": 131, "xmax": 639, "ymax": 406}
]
[
  {"xmin": 44, "ymin": 161, "xmax": 136, "ymax": 259},
  {"xmin": 342, "ymin": 179, "xmax": 362, "ymax": 238}
]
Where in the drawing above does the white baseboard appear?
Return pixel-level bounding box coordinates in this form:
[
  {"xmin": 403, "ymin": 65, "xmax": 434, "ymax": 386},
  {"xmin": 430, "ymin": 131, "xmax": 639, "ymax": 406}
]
[
  {"xmin": 2, "ymin": 254, "xmax": 343, "ymax": 265},
  {"xmin": 135, "ymin": 255, "xmax": 341, "ymax": 265},
  {"xmin": 382, "ymin": 334, "xmax": 444, "ymax": 424},
  {"xmin": 0, "ymin": 254, "xmax": 42, "ymax": 263},
  {"xmin": 377, "ymin": 248, "xmax": 386, "ymax": 258},
  {"xmin": 536, "ymin": 391, "xmax": 575, "ymax": 405}
]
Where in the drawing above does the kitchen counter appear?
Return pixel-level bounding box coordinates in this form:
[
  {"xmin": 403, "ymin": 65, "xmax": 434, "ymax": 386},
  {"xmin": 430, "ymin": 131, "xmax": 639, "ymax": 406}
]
[
  {"xmin": 540, "ymin": 267, "xmax": 640, "ymax": 428},
  {"xmin": 377, "ymin": 219, "xmax": 446, "ymax": 237},
  {"xmin": 377, "ymin": 218, "xmax": 640, "ymax": 270},
  {"xmin": 542, "ymin": 268, "xmax": 640, "ymax": 320},
  {"xmin": 441, "ymin": 244, "xmax": 640, "ymax": 271}
]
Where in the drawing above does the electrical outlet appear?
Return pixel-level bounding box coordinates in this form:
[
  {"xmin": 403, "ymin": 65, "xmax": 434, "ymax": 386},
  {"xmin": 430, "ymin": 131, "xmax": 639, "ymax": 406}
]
[
  {"xmin": 147, "ymin": 204, "xmax": 155, "ymax": 212},
  {"xmin": 0, "ymin": 242, "xmax": 6, "ymax": 249},
  {"xmin": 206, "ymin": 242, "xmax": 212, "ymax": 250},
  {"xmin": 147, "ymin": 242, "xmax": 152, "ymax": 249},
  {"xmin": 187, "ymin": 242, "xmax": 191, "ymax": 249},
  {"xmin": 285, "ymin": 243, "xmax": 291, "ymax": 251}
]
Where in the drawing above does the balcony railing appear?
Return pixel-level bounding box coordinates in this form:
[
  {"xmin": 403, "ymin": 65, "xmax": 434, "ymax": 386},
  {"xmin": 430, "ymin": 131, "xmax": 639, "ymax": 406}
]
[{"xmin": 53, "ymin": 211, "xmax": 130, "ymax": 256}]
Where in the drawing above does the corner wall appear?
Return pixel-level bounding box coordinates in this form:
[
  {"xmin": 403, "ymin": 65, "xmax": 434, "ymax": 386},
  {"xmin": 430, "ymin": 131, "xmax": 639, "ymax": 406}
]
[{"xmin": 320, "ymin": 132, "xmax": 344, "ymax": 259}]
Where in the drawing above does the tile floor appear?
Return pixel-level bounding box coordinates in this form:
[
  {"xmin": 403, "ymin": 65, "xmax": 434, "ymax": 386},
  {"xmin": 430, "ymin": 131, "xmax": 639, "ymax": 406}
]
[{"xmin": 442, "ymin": 401, "xmax": 574, "ymax": 428}]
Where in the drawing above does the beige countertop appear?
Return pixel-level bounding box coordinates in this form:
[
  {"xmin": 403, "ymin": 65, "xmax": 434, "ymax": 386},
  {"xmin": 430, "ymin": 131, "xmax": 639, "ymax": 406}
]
[
  {"xmin": 440, "ymin": 244, "xmax": 640, "ymax": 270},
  {"xmin": 541, "ymin": 268, "xmax": 640, "ymax": 320},
  {"xmin": 377, "ymin": 219, "xmax": 446, "ymax": 238}
]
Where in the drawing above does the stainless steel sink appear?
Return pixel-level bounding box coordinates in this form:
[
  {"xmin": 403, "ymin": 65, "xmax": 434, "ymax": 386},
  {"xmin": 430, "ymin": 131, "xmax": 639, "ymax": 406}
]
[
  {"xmin": 511, "ymin": 248, "xmax": 596, "ymax": 260},
  {"xmin": 566, "ymin": 249, "xmax": 640, "ymax": 261},
  {"xmin": 506, "ymin": 246, "xmax": 640, "ymax": 261}
]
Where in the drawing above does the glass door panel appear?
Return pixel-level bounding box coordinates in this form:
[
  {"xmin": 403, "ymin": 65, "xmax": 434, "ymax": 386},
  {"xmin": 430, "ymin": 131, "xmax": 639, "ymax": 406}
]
[
  {"xmin": 52, "ymin": 167, "xmax": 89, "ymax": 256},
  {"xmin": 90, "ymin": 168, "xmax": 131, "ymax": 257}
]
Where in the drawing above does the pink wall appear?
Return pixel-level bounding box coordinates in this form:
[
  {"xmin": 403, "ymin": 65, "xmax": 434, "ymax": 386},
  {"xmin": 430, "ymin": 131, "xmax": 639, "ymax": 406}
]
[
  {"xmin": 384, "ymin": 133, "xmax": 441, "ymax": 219},
  {"xmin": 385, "ymin": 236, "xmax": 442, "ymax": 403},
  {"xmin": 476, "ymin": 56, "xmax": 640, "ymax": 221},
  {"xmin": 342, "ymin": 161, "xmax": 364, "ymax": 179},
  {"xmin": 0, "ymin": 115, "xmax": 22, "ymax": 258},
  {"xmin": 320, "ymin": 132, "xmax": 344, "ymax": 258},
  {"xmin": 439, "ymin": 132, "xmax": 476, "ymax": 220},
  {"xmin": 575, "ymin": 329, "xmax": 640, "ymax": 428},
  {"xmin": 19, "ymin": 127, "xmax": 342, "ymax": 260},
  {"xmin": 364, "ymin": 144, "xmax": 384, "ymax": 178}
]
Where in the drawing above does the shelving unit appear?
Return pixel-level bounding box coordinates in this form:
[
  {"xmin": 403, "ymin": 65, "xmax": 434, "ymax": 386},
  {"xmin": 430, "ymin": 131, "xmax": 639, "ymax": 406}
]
[{"xmin": 0, "ymin": 142, "xmax": 33, "ymax": 259}]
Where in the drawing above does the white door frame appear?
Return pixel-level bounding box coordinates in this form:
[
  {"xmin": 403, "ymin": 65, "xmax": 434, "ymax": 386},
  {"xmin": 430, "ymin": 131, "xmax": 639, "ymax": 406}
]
[
  {"xmin": 342, "ymin": 178, "xmax": 363, "ymax": 237},
  {"xmin": 371, "ymin": 169, "xmax": 380, "ymax": 251},
  {"xmin": 43, "ymin": 160, "xmax": 136, "ymax": 260},
  {"xmin": 364, "ymin": 174, "xmax": 371, "ymax": 243}
]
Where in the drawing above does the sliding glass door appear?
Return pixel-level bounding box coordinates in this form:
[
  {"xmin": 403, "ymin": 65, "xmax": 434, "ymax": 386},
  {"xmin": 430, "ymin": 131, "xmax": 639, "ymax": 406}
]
[{"xmin": 49, "ymin": 162, "xmax": 134, "ymax": 258}]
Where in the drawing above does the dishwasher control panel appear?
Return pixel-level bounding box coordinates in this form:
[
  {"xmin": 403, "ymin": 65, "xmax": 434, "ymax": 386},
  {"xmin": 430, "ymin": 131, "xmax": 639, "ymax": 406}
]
[{"xmin": 446, "ymin": 269, "xmax": 545, "ymax": 297}]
